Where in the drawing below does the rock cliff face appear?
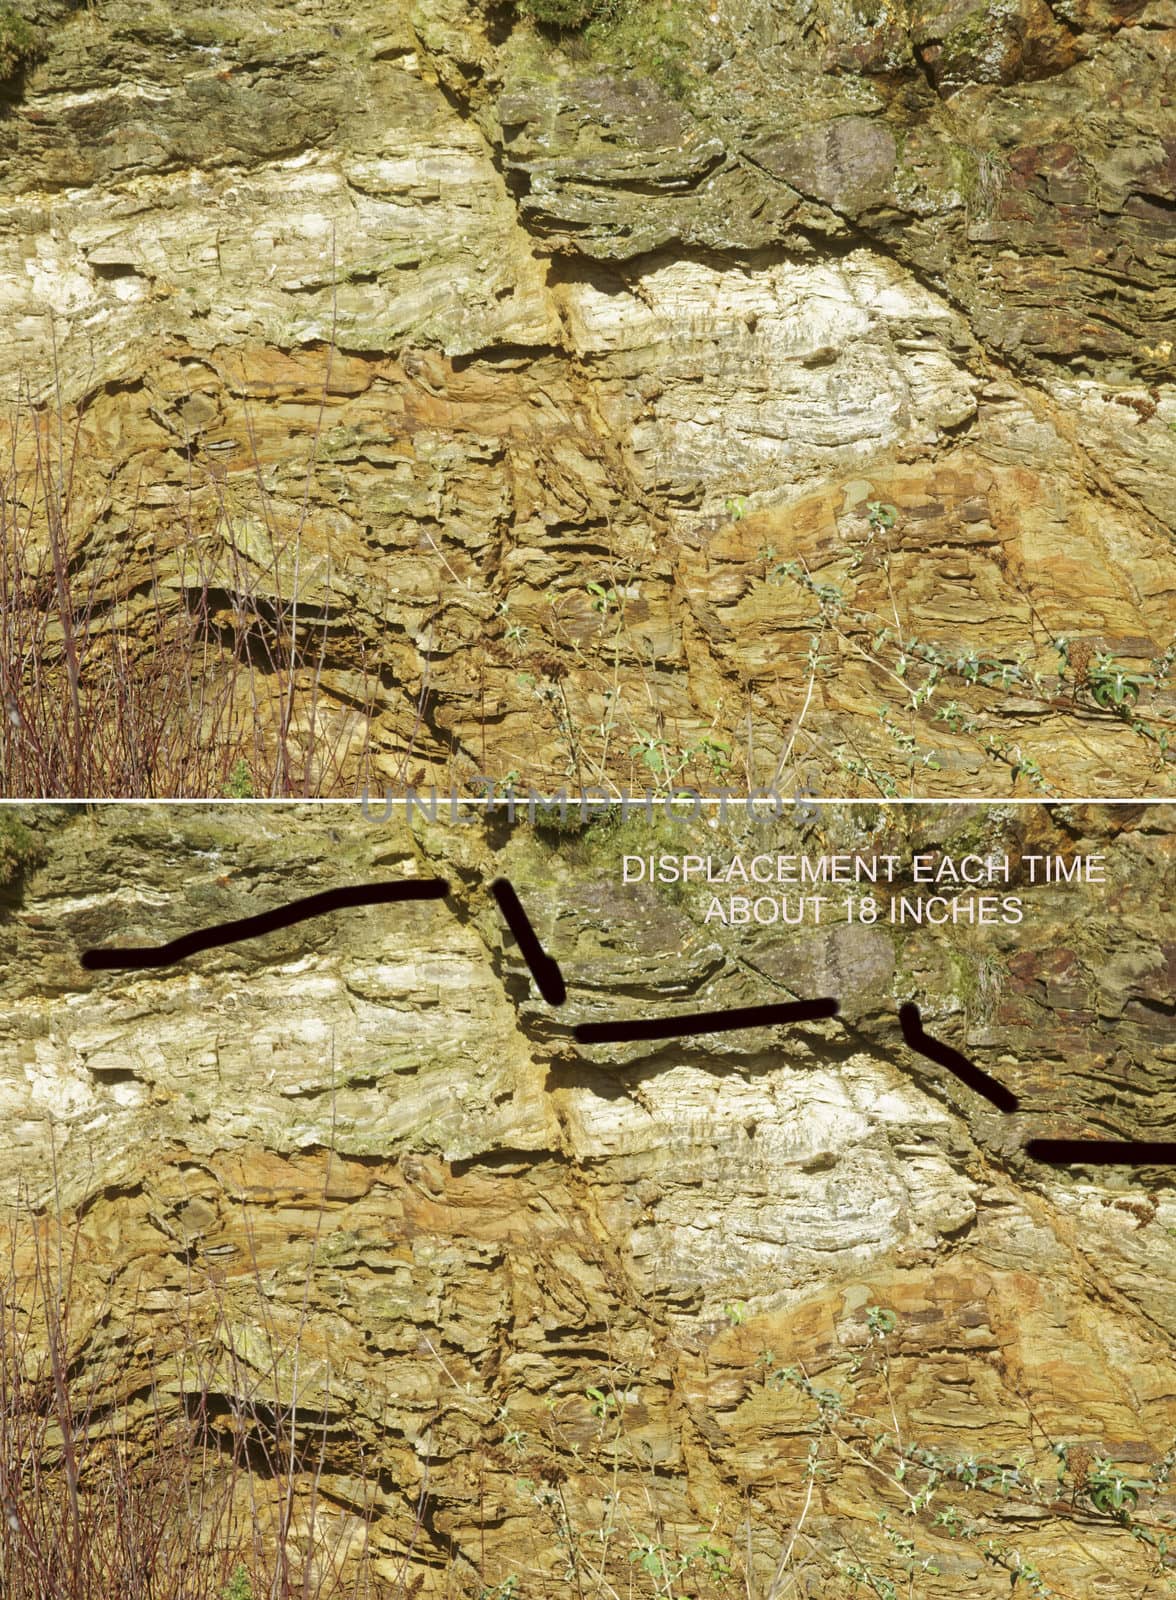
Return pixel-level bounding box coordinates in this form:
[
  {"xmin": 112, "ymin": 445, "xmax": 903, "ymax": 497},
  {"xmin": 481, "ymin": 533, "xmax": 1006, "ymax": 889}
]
[
  {"xmin": 0, "ymin": 803, "xmax": 1173, "ymax": 1594},
  {"xmin": 0, "ymin": 0, "xmax": 1174, "ymax": 795}
]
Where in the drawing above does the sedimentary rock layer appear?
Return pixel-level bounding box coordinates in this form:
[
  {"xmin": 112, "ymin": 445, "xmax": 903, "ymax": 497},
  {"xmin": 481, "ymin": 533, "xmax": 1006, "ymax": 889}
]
[
  {"xmin": 0, "ymin": 0, "xmax": 1173, "ymax": 793},
  {"xmin": 0, "ymin": 803, "xmax": 1173, "ymax": 1594}
]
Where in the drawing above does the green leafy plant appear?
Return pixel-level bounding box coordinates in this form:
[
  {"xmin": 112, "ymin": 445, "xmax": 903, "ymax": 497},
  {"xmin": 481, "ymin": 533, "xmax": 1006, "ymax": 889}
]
[
  {"xmin": 222, "ymin": 1567, "xmax": 255, "ymax": 1600},
  {"xmin": 405, "ymin": 1311, "xmax": 1176, "ymax": 1597},
  {"xmin": 865, "ymin": 1305, "xmax": 898, "ymax": 1338},
  {"xmin": 479, "ymin": 1578, "xmax": 520, "ymax": 1600},
  {"xmin": 222, "ymin": 757, "xmax": 255, "ymax": 798},
  {"xmin": 1055, "ymin": 637, "xmax": 1173, "ymax": 756},
  {"xmin": 836, "ymin": 1550, "xmax": 900, "ymax": 1598},
  {"xmin": 877, "ymin": 705, "xmax": 942, "ymax": 774},
  {"xmin": 586, "ymin": 580, "xmax": 624, "ymax": 616},
  {"xmin": 691, "ymin": 733, "xmax": 733, "ymax": 781},
  {"xmin": 519, "ymin": 0, "xmax": 617, "ymax": 26},
  {"xmin": 629, "ymin": 1539, "xmax": 679, "ymax": 1580},
  {"xmin": 0, "ymin": 5, "xmax": 39, "ymax": 82},
  {"xmin": 0, "ymin": 811, "xmax": 45, "ymax": 888},
  {"xmin": 629, "ymin": 729, "xmax": 684, "ymax": 785},
  {"xmin": 690, "ymin": 1539, "xmax": 734, "ymax": 1583},
  {"xmin": 832, "ymin": 747, "xmax": 901, "ymax": 799},
  {"xmin": 586, "ymin": 1384, "xmax": 620, "ymax": 1419},
  {"xmin": 756, "ymin": 493, "xmax": 1174, "ymax": 793},
  {"xmin": 1086, "ymin": 1459, "xmax": 1149, "ymax": 1517},
  {"xmin": 1087, "ymin": 655, "xmax": 1152, "ymax": 709}
]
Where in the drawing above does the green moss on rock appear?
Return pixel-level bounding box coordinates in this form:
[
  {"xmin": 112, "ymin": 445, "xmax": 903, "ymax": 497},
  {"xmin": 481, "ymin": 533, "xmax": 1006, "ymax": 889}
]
[
  {"xmin": 0, "ymin": 812, "xmax": 47, "ymax": 889},
  {"xmin": 512, "ymin": 0, "xmax": 695, "ymax": 98},
  {"xmin": 0, "ymin": 4, "xmax": 39, "ymax": 82},
  {"xmin": 585, "ymin": 0, "xmax": 698, "ymax": 95},
  {"xmin": 519, "ymin": 0, "xmax": 619, "ymax": 28}
]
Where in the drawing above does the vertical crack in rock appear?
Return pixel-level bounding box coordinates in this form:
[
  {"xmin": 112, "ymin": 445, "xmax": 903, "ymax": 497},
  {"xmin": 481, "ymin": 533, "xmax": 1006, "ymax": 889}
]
[
  {"xmin": 0, "ymin": 0, "xmax": 1172, "ymax": 794},
  {"xmin": 0, "ymin": 804, "xmax": 1173, "ymax": 1593}
]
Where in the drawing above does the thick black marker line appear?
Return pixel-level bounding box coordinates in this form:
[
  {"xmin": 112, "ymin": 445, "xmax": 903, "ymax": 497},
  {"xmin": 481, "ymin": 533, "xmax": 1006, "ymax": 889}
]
[
  {"xmin": 898, "ymin": 1001, "xmax": 1019, "ymax": 1113},
  {"xmin": 489, "ymin": 879, "xmax": 567, "ymax": 1006},
  {"xmin": 76, "ymin": 872, "xmax": 1174, "ymax": 1176},
  {"xmin": 1026, "ymin": 1138, "xmax": 1176, "ymax": 1166},
  {"xmin": 575, "ymin": 998, "xmax": 838, "ymax": 1045},
  {"xmin": 80, "ymin": 880, "xmax": 450, "ymax": 970}
]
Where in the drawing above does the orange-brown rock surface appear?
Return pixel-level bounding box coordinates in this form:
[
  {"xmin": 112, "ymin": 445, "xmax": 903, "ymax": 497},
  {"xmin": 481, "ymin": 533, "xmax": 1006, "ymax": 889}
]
[
  {"xmin": 0, "ymin": 0, "xmax": 1173, "ymax": 796},
  {"xmin": 0, "ymin": 803, "xmax": 1173, "ymax": 1594}
]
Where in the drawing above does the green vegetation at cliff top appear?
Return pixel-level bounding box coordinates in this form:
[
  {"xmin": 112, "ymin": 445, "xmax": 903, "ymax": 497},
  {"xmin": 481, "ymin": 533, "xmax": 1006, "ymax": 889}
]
[
  {"xmin": 0, "ymin": 4, "xmax": 39, "ymax": 82},
  {"xmin": 515, "ymin": 0, "xmax": 701, "ymax": 97}
]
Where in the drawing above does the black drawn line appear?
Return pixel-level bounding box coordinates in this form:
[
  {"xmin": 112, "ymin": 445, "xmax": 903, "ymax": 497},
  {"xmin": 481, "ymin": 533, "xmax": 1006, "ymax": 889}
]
[
  {"xmin": 575, "ymin": 998, "xmax": 839, "ymax": 1044},
  {"xmin": 78, "ymin": 874, "xmax": 1176, "ymax": 1169},
  {"xmin": 898, "ymin": 1001, "xmax": 1019, "ymax": 1113},
  {"xmin": 80, "ymin": 881, "xmax": 450, "ymax": 970},
  {"xmin": 1025, "ymin": 1139, "xmax": 1176, "ymax": 1166},
  {"xmin": 489, "ymin": 878, "xmax": 567, "ymax": 1006}
]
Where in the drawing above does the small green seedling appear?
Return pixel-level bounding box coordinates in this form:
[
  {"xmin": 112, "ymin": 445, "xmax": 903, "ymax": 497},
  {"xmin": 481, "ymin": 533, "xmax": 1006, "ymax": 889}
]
[
  {"xmin": 866, "ymin": 500, "xmax": 898, "ymax": 529},
  {"xmin": 586, "ymin": 1385, "xmax": 618, "ymax": 1418},
  {"xmin": 222, "ymin": 1567, "xmax": 254, "ymax": 1600},
  {"xmin": 222, "ymin": 758, "xmax": 255, "ymax": 799}
]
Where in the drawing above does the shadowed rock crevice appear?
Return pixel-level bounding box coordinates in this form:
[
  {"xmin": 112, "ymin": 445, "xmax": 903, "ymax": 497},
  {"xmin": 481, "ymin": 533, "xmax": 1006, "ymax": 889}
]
[
  {"xmin": 0, "ymin": 803, "xmax": 1173, "ymax": 1593},
  {"xmin": 0, "ymin": 0, "xmax": 1172, "ymax": 796}
]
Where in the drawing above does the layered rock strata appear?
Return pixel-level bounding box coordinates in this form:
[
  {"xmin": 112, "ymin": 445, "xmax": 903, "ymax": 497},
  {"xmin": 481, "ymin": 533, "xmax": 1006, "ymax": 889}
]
[
  {"xmin": 0, "ymin": 0, "xmax": 1173, "ymax": 793},
  {"xmin": 0, "ymin": 803, "xmax": 1173, "ymax": 1594}
]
